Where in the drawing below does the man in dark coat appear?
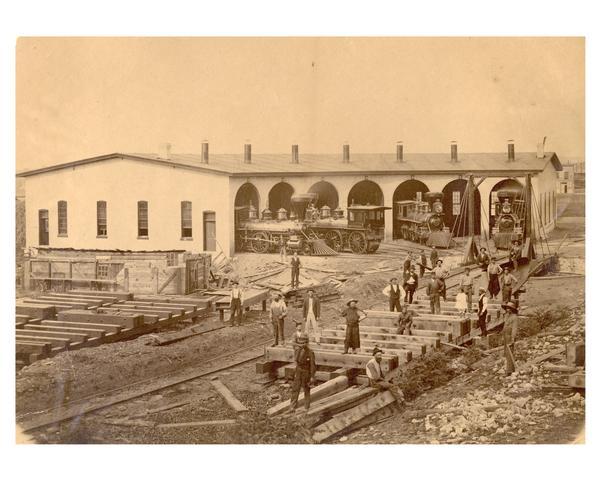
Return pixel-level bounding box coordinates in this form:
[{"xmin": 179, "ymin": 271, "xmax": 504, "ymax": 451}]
[
  {"xmin": 342, "ymin": 299, "xmax": 365, "ymax": 354},
  {"xmin": 403, "ymin": 253, "xmax": 413, "ymax": 272},
  {"xmin": 396, "ymin": 304, "xmax": 413, "ymax": 335},
  {"xmin": 430, "ymin": 246, "xmax": 439, "ymax": 269},
  {"xmin": 477, "ymin": 287, "xmax": 489, "ymax": 337},
  {"xmin": 426, "ymin": 277, "xmax": 443, "ymax": 314},
  {"xmin": 289, "ymin": 333, "xmax": 316, "ymax": 412},
  {"xmin": 290, "ymin": 252, "xmax": 301, "ymax": 289},
  {"xmin": 404, "ymin": 265, "xmax": 419, "ymax": 304},
  {"xmin": 509, "ymin": 240, "xmax": 522, "ymax": 272},
  {"xmin": 477, "ymin": 247, "xmax": 490, "ymax": 282}
]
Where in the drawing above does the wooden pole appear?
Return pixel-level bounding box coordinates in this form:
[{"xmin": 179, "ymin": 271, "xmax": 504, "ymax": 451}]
[{"xmin": 468, "ymin": 174, "xmax": 475, "ymax": 238}]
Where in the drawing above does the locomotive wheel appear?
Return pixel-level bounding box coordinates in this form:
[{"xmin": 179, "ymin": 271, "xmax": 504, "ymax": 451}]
[
  {"xmin": 251, "ymin": 232, "xmax": 270, "ymax": 253},
  {"xmin": 324, "ymin": 231, "xmax": 343, "ymax": 252},
  {"xmin": 348, "ymin": 232, "xmax": 367, "ymax": 254}
]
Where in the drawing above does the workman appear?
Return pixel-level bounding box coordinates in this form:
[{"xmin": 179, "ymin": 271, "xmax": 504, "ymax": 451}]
[
  {"xmin": 396, "ymin": 304, "xmax": 413, "ymax": 335},
  {"xmin": 289, "ymin": 333, "xmax": 316, "ymax": 412},
  {"xmin": 382, "ymin": 277, "xmax": 405, "ymax": 312},
  {"xmin": 365, "ymin": 347, "xmax": 404, "ymax": 403},
  {"xmin": 229, "ymin": 281, "xmax": 244, "ymax": 326},
  {"xmin": 290, "ymin": 252, "xmax": 301, "ymax": 289},
  {"xmin": 269, "ymin": 292, "xmax": 287, "ymax": 346},
  {"xmin": 303, "ymin": 289, "xmax": 321, "ymax": 344}
]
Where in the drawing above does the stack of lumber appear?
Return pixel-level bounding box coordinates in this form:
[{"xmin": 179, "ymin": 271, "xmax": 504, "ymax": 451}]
[
  {"xmin": 15, "ymin": 291, "xmax": 211, "ymax": 367},
  {"xmin": 363, "ymin": 309, "xmax": 471, "ymax": 339},
  {"xmin": 284, "ymin": 282, "xmax": 341, "ymax": 307},
  {"xmin": 213, "ymin": 288, "xmax": 269, "ymax": 321}
]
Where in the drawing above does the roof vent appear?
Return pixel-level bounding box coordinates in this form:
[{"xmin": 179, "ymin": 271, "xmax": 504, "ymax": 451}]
[
  {"xmin": 450, "ymin": 141, "xmax": 458, "ymax": 163},
  {"xmin": 536, "ymin": 136, "xmax": 547, "ymax": 159},
  {"xmin": 396, "ymin": 141, "xmax": 404, "ymax": 163},
  {"xmin": 201, "ymin": 141, "xmax": 209, "ymax": 164},
  {"xmin": 342, "ymin": 143, "xmax": 350, "ymax": 163},
  {"xmin": 507, "ymin": 140, "xmax": 515, "ymax": 162},
  {"xmin": 159, "ymin": 142, "xmax": 172, "ymax": 160},
  {"xmin": 244, "ymin": 142, "xmax": 252, "ymax": 164},
  {"xmin": 291, "ymin": 144, "xmax": 299, "ymax": 164}
]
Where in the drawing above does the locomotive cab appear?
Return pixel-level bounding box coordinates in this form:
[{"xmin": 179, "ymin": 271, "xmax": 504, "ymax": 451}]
[{"xmin": 348, "ymin": 205, "xmax": 389, "ymax": 231}]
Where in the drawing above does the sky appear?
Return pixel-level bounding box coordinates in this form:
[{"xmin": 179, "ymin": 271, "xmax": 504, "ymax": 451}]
[{"xmin": 16, "ymin": 37, "xmax": 585, "ymax": 171}]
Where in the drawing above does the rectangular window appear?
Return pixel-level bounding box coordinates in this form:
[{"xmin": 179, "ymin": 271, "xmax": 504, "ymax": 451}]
[
  {"xmin": 57, "ymin": 201, "xmax": 68, "ymax": 236},
  {"xmin": 38, "ymin": 209, "xmax": 49, "ymax": 246},
  {"xmin": 416, "ymin": 191, "xmax": 422, "ymax": 202},
  {"xmin": 452, "ymin": 191, "xmax": 461, "ymax": 215},
  {"xmin": 203, "ymin": 211, "xmax": 216, "ymax": 251},
  {"xmin": 181, "ymin": 201, "xmax": 193, "ymax": 238},
  {"xmin": 138, "ymin": 201, "xmax": 149, "ymax": 237},
  {"xmin": 97, "ymin": 201, "xmax": 107, "ymax": 236},
  {"xmin": 97, "ymin": 263, "xmax": 110, "ymax": 279}
]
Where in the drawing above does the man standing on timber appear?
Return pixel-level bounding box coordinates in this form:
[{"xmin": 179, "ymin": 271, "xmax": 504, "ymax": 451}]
[
  {"xmin": 290, "ymin": 252, "xmax": 301, "ymax": 289},
  {"xmin": 382, "ymin": 277, "xmax": 404, "ymax": 312},
  {"xmin": 426, "ymin": 276, "xmax": 443, "ymax": 314},
  {"xmin": 477, "ymin": 287, "xmax": 489, "ymax": 337},
  {"xmin": 459, "ymin": 266, "xmax": 474, "ymax": 313},
  {"xmin": 432, "ymin": 259, "xmax": 449, "ymax": 301},
  {"xmin": 289, "ymin": 333, "xmax": 316, "ymax": 412},
  {"xmin": 397, "ymin": 304, "xmax": 413, "ymax": 335},
  {"xmin": 501, "ymin": 301, "xmax": 519, "ymax": 375},
  {"xmin": 269, "ymin": 292, "xmax": 287, "ymax": 346},
  {"xmin": 365, "ymin": 347, "xmax": 404, "ymax": 403},
  {"xmin": 404, "ymin": 265, "xmax": 419, "ymax": 304},
  {"xmin": 430, "ymin": 246, "xmax": 439, "ymax": 269},
  {"xmin": 509, "ymin": 240, "xmax": 522, "ymax": 272},
  {"xmin": 403, "ymin": 252, "xmax": 413, "ymax": 272},
  {"xmin": 487, "ymin": 257, "xmax": 502, "ymax": 299},
  {"xmin": 477, "ymin": 247, "xmax": 490, "ymax": 282},
  {"xmin": 229, "ymin": 281, "xmax": 244, "ymax": 327},
  {"xmin": 342, "ymin": 299, "xmax": 366, "ymax": 354},
  {"xmin": 500, "ymin": 267, "xmax": 518, "ymax": 303},
  {"xmin": 419, "ymin": 249, "xmax": 427, "ymax": 278},
  {"xmin": 303, "ymin": 289, "xmax": 321, "ymax": 344}
]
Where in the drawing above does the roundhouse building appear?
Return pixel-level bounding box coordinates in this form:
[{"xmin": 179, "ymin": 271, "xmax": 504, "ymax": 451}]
[{"xmin": 17, "ymin": 141, "xmax": 562, "ymax": 257}]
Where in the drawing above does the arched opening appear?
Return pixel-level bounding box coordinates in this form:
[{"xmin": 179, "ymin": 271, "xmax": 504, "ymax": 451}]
[
  {"xmin": 308, "ymin": 181, "xmax": 339, "ymax": 209},
  {"xmin": 442, "ymin": 179, "xmax": 481, "ymax": 236},
  {"xmin": 347, "ymin": 180, "xmax": 384, "ymax": 207},
  {"xmin": 392, "ymin": 180, "xmax": 430, "ymax": 239},
  {"xmin": 234, "ymin": 182, "xmax": 260, "ymax": 209},
  {"xmin": 489, "ymin": 178, "xmax": 524, "ymax": 230},
  {"xmin": 268, "ymin": 182, "xmax": 294, "ymax": 213}
]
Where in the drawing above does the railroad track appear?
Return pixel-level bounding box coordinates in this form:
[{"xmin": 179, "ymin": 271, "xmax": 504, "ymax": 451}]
[{"xmin": 18, "ymin": 337, "xmax": 273, "ymax": 433}]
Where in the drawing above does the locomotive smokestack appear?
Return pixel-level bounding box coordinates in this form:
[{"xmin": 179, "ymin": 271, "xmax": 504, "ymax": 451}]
[
  {"xmin": 291, "ymin": 144, "xmax": 299, "ymax": 164},
  {"xmin": 342, "ymin": 143, "xmax": 350, "ymax": 163},
  {"xmin": 244, "ymin": 142, "xmax": 252, "ymax": 164},
  {"xmin": 450, "ymin": 141, "xmax": 458, "ymax": 163},
  {"xmin": 507, "ymin": 140, "xmax": 515, "ymax": 162},
  {"xmin": 201, "ymin": 140, "xmax": 209, "ymax": 164},
  {"xmin": 396, "ymin": 141, "xmax": 404, "ymax": 163}
]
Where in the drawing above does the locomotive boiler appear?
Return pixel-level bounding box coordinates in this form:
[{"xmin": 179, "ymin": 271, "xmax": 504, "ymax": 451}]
[
  {"xmin": 491, "ymin": 190, "xmax": 524, "ymax": 249},
  {"xmin": 235, "ymin": 193, "xmax": 390, "ymax": 254},
  {"xmin": 393, "ymin": 192, "xmax": 452, "ymax": 247}
]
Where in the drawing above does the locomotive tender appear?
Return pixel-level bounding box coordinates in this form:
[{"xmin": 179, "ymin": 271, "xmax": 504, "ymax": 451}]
[
  {"xmin": 235, "ymin": 193, "xmax": 389, "ymax": 254},
  {"xmin": 393, "ymin": 192, "xmax": 452, "ymax": 247}
]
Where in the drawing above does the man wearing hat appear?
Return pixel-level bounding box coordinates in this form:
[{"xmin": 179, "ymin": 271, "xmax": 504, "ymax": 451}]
[
  {"xmin": 366, "ymin": 347, "xmax": 404, "ymax": 403},
  {"xmin": 487, "ymin": 257, "xmax": 502, "ymax": 299},
  {"xmin": 396, "ymin": 304, "xmax": 413, "ymax": 336},
  {"xmin": 229, "ymin": 281, "xmax": 244, "ymax": 327},
  {"xmin": 477, "ymin": 287, "xmax": 489, "ymax": 337},
  {"xmin": 382, "ymin": 277, "xmax": 405, "ymax": 312},
  {"xmin": 477, "ymin": 247, "xmax": 491, "ymax": 283},
  {"xmin": 500, "ymin": 267, "xmax": 518, "ymax": 303},
  {"xmin": 342, "ymin": 299, "xmax": 366, "ymax": 354},
  {"xmin": 303, "ymin": 289, "xmax": 321, "ymax": 344},
  {"xmin": 289, "ymin": 333, "xmax": 316, "ymax": 412},
  {"xmin": 426, "ymin": 276, "xmax": 443, "ymax": 314},
  {"xmin": 290, "ymin": 251, "xmax": 301, "ymax": 289},
  {"xmin": 509, "ymin": 240, "xmax": 522, "ymax": 272},
  {"xmin": 404, "ymin": 265, "xmax": 419, "ymax": 304},
  {"xmin": 430, "ymin": 246, "xmax": 439, "ymax": 269},
  {"xmin": 432, "ymin": 259, "xmax": 448, "ymax": 301},
  {"xmin": 459, "ymin": 266, "xmax": 474, "ymax": 312},
  {"xmin": 501, "ymin": 301, "xmax": 519, "ymax": 375},
  {"xmin": 269, "ymin": 292, "xmax": 288, "ymax": 346}
]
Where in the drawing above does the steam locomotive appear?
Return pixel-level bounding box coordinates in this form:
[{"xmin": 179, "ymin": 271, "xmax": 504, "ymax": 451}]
[
  {"xmin": 235, "ymin": 193, "xmax": 390, "ymax": 254},
  {"xmin": 491, "ymin": 190, "xmax": 524, "ymax": 249},
  {"xmin": 393, "ymin": 192, "xmax": 453, "ymax": 247}
]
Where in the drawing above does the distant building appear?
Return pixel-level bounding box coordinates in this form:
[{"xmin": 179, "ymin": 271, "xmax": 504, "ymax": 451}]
[
  {"xmin": 16, "ymin": 141, "xmax": 562, "ymax": 256},
  {"xmin": 557, "ymin": 164, "xmax": 576, "ymax": 193}
]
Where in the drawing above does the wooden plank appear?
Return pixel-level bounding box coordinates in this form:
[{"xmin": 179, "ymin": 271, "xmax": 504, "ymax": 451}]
[
  {"xmin": 568, "ymin": 372, "xmax": 585, "ymax": 389},
  {"xmin": 566, "ymin": 342, "xmax": 585, "ymax": 367},
  {"xmin": 156, "ymin": 420, "xmax": 237, "ymax": 428},
  {"xmin": 306, "ymin": 386, "xmax": 378, "ymax": 420},
  {"xmin": 317, "ymin": 341, "xmax": 422, "ymax": 358},
  {"xmin": 15, "ymin": 334, "xmax": 70, "ymax": 348},
  {"xmin": 15, "ymin": 304, "xmax": 56, "ymax": 320},
  {"xmin": 326, "ymin": 327, "xmax": 439, "ymax": 348},
  {"xmin": 16, "ymin": 341, "xmax": 51, "ymax": 355},
  {"xmin": 265, "ymin": 346, "xmax": 400, "ymax": 373},
  {"xmin": 267, "ymin": 375, "xmax": 349, "ymax": 416},
  {"xmin": 18, "ymin": 328, "xmax": 88, "ymax": 343},
  {"xmin": 44, "ymin": 292, "xmax": 119, "ymax": 303},
  {"xmin": 312, "ymin": 390, "xmax": 397, "ymax": 443},
  {"xmin": 37, "ymin": 295, "xmax": 104, "ymax": 307},
  {"xmin": 69, "ymin": 289, "xmax": 133, "ymax": 300},
  {"xmin": 22, "ymin": 298, "xmax": 89, "ymax": 309},
  {"xmin": 24, "ymin": 324, "xmax": 105, "ymax": 338},
  {"xmin": 41, "ymin": 320, "xmax": 122, "ymax": 334},
  {"xmin": 57, "ymin": 309, "xmax": 145, "ymax": 328},
  {"xmin": 210, "ymin": 380, "xmax": 249, "ymax": 413}
]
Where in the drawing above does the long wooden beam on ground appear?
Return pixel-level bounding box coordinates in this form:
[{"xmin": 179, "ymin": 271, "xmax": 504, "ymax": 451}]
[
  {"xmin": 210, "ymin": 380, "xmax": 249, "ymax": 413},
  {"xmin": 267, "ymin": 375, "xmax": 349, "ymax": 416}
]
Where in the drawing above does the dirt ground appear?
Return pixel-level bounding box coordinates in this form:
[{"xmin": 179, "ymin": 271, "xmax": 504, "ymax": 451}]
[{"xmin": 16, "ymin": 231, "xmax": 585, "ymax": 444}]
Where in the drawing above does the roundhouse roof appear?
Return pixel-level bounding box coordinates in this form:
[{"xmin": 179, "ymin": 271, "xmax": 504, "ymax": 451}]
[{"xmin": 16, "ymin": 151, "xmax": 562, "ymax": 177}]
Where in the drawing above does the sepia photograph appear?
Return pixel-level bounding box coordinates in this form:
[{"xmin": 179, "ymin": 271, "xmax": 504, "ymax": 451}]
[{"xmin": 9, "ymin": 28, "xmax": 589, "ymax": 460}]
